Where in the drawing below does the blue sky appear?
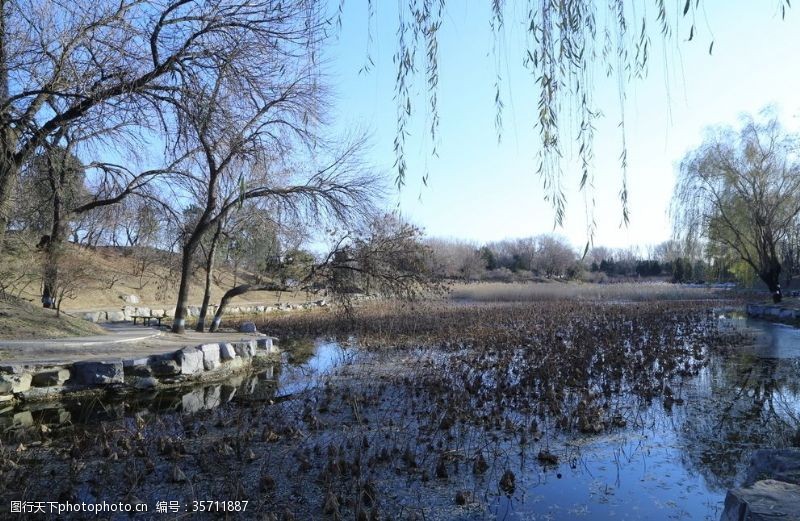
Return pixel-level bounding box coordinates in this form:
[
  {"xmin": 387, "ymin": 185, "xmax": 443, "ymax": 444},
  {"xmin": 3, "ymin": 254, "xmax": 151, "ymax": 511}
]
[{"xmin": 328, "ymin": 1, "xmax": 800, "ymax": 250}]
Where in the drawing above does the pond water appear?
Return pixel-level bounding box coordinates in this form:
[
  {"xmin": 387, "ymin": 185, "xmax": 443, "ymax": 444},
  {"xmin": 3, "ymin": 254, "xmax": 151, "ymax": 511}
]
[
  {"xmin": 1, "ymin": 315, "xmax": 799, "ymax": 520},
  {"xmin": 487, "ymin": 313, "xmax": 800, "ymax": 520},
  {"xmin": 0, "ymin": 339, "xmax": 350, "ymax": 436}
]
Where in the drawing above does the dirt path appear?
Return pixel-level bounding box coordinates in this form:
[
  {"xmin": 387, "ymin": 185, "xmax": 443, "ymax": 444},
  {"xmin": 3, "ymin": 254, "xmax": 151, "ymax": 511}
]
[{"xmin": 0, "ymin": 322, "xmax": 269, "ymax": 365}]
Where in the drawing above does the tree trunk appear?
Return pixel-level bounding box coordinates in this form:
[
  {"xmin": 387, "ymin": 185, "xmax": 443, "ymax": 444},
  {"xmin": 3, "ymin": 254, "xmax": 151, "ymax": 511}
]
[
  {"xmin": 760, "ymin": 262, "xmax": 783, "ymax": 303},
  {"xmin": 196, "ymin": 222, "xmax": 222, "ymax": 332},
  {"xmin": 172, "ymin": 247, "xmax": 195, "ymax": 333},
  {"xmin": 0, "ymin": 132, "xmax": 15, "ymax": 257},
  {"xmin": 209, "ymin": 282, "xmax": 283, "ymax": 333},
  {"xmin": 0, "ymin": 2, "xmax": 13, "ymax": 257},
  {"xmin": 42, "ymin": 178, "xmax": 66, "ymax": 308}
]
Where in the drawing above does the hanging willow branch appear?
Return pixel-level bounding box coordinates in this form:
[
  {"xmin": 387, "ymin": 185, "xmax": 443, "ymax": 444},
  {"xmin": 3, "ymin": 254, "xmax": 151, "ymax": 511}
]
[{"xmin": 339, "ymin": 0, "xmax": 791, "ymax": 248}]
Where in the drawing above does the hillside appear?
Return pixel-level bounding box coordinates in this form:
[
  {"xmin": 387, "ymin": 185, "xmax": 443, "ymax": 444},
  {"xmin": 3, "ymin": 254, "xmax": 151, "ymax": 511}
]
[
  {"xmin": 0, "ymin": 296, "xmax": 106, "ymax": 340},
  {"xmin": 0, "ymin": 239, "xmax": 318, "ymax": 329}
]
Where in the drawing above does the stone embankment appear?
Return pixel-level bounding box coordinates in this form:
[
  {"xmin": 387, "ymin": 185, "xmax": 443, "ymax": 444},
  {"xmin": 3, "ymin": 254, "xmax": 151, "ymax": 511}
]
[
  {"xmin": 80, "ymin": 299, "xmax": 327, "ymax": 323},
  {"xmin": 745, "ymin": 303, "xmax": 800, "ymax": 321},
  {"xmin": 0, "ymin": 337, "xmax": 279, "ymax": 404},
  {"xmin": 2, "ymin": 368, "xmax": 277, "ymax": 433},
  {"xmin": 721, "ymin": 448, "xmax": 800, "ymax": 520}
]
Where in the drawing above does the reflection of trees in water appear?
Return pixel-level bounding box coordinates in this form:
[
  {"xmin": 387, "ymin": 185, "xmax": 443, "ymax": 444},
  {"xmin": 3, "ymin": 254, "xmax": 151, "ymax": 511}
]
[
  {"xmin": 1, "ymin": 368, "xmax": 280, "ymax": 440},
  {"xmin": 282, "ymin": 338, "xmax": 317, "ymax": 365},
  {"xmin": 677, "ymin": 352, "xmax": 800, "ymax": 489}
]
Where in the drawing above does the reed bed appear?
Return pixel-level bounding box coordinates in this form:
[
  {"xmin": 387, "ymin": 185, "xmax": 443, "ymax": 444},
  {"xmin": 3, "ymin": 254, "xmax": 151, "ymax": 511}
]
[
  {"xmin": 1, "ymin": 297, "xmax": 766, "ymax": 520},
  {"xmin": 447, "ymin": 281, "xmax": 732, "ymax": 303},
  {"xmin": 254, "ymin": 297, "xmax": 736, "ymax": 348}
]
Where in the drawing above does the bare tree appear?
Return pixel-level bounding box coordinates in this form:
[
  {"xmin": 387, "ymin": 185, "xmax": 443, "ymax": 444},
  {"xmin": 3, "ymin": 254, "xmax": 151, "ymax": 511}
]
[
  {"xmin": 779, "ymin": 218, "xmax": 800, "ymax": 289},
  {"xmin": 165, "ymin": 32, "xmax": 381, "ymax": 333},
  {"xmin": 208, "ymin": 214, "xmax": 440, "ymax": 331},
  {"xmin": 18, "ymin": 132, "xmax": 182, "ymax": 307},
  {"xmin": 532, "ymin": 235, "xmax": 576, "ymax": 278},
  {"xmin": 672, "ymin": 112, "xmax": 800, "ymax": 302},
  {"xmin": 425, "ymin": 239, "xmax": 485, "ymax": 281},
  {"xmin": 0, "ymin": 0, "xmax": 329, "ymax": 255}
]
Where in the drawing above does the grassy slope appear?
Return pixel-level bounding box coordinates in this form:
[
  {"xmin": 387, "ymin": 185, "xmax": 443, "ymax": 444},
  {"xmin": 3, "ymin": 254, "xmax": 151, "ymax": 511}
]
[
  {"xmin": 2, "ymin": 242, "xmax": 317, "ymax": 312},
  {"xmin": 0, "ymin": 296, "xmax": 106, "ymax": 340},
  {"xmin": 0, "ymin": 240, "xmax": 317, "ymax": 339}
]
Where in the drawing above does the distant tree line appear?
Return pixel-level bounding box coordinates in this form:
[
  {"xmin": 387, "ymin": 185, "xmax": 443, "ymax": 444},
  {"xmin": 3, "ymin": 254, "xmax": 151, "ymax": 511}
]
[{"xmin": 425, "ymin": 236, "xmax": 750, "ymax": 285}]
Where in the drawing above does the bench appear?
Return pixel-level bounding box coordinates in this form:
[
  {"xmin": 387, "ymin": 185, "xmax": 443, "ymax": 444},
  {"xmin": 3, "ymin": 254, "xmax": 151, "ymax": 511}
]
[{"xmin": 132, "ymin": 315, "xmax": 166, "ymax": 327}]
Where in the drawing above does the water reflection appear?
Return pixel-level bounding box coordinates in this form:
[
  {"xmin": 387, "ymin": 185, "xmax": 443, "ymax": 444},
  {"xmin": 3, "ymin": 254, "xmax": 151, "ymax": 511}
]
[
  {"xmin": 3, "ymin": 316, "xmax": 799, "ymax": 520},
  {"xmin": 678, "ymin": 333, "xmax": 800, "ymax": 490},
  {"xmin": 721, "ymin": 312, "xmax": 800, "ymax": 359},
  {"xmin": 489, "ymin": 314, "xmax": 800, "ymax": 520},
  {"xmin": 0, "ymin": 339, "xmax": 352, "ymax": 438},
  {"xmin": 276, "ymin": 338, "xmax": 353, "ymax": 397},
  {"xmin": 0, "ymin": 372, "xmax": 278, "ymax": 437}
]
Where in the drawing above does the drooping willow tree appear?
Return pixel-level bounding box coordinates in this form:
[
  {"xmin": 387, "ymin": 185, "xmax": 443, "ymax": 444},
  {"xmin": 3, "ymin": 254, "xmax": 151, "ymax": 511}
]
[
  {"xmin": 672, "ymin": 112, "xmax": 800, "ymax": 302},
  {"xmin": 338, "ymin": 0, "xmax": 791, "ymax": 250}
]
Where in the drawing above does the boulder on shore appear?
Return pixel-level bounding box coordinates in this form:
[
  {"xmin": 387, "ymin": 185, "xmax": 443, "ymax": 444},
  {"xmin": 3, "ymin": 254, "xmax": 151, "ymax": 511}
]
[
  {"xmin": 721, "ymin": 479, "xmax": 800, "ymax": 521},
  {"xmin": 239, "ymin": 321, "xmax": 257, "ymax": 333},
  {"xmin": 72, "ymin": 361, "xmax": 124, "ymax": 385},
  {"xmin": 720, "ymin": 448, "xmax": 800, "ymax": 521}
]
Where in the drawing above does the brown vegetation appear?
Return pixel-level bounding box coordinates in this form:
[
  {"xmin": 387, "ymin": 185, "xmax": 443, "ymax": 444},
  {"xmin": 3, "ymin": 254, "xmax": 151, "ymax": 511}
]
[
  {"xmin": 0, "ymin": 241, "xmax": 318, "ymax": 313},
  {"xmin": 0, "ymin": 295, "xmax": 770, "ymax": 519},
  {"xmin": 0, "ymin": 296, "xmax": 105, "ymax": 339}
]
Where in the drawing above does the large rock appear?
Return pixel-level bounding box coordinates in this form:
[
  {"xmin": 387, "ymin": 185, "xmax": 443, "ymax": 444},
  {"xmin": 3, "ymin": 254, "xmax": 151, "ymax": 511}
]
[
  {"xmin": 721, "ymin": 479, "xmax": 800, "ymax": 521},
  {"xmin": 219, "ymin": 343, "xmax": 237, "ymax": 361},
  {"xmin": 181, "ymin": 389, "xmax": 204, "ymax": 414},
  {"xmin": 149, "ymin": 358, "xmax": 181, "ymax": 377},
  {"xmin": 32, "ymin": 369, "xmax": 70, "ymax": 387},
  {"xmin": 122, "ymin": 306, "xmax": 137, "ymax": 320},
  {"xmin": 107, "ymin": 310, "xmax": 126, "ymax": 322},
  {"xmin": 0, "ymin": 373, "xmax": 32, "ymax": 394},
  {"xmin": 746, "ymin": 304, "xmax": 764, "ymax": 317},
  {"xmin": 178, "ymin": 347, "xmax": 204, "ymax": 375},
  {"xmin": 19, "ymin": 386, "xmax": 65, "ymax": 401},
  {"xmin": 12, "ymin": 411, "xmax": 34, "ymax": 428},
  {"xmin": 744, "ymin": 449, "xmax": 800, "ymax": 487},
  {"xmin": 200, "ymin": 344, "xmax": 221, "ymax": 371},
  {"xmin": 122, "ymin": 294, "xmax": 140, "ymax": 304},
  {"xmin": 123, "ymin": 357, "xmax": 150, "ymax": 368},
  {"xmin": 82, "ymin": 312, "xmax": 105, "ymax": 323},
  {"xmin": 72, "ymin": 361, "xmax": 124, "ymax": 385},
  {"xmin": 123, "ymin": 362, "xmax": 153, "ymax": 378},
  {"xmin": 226, "ymin": 357, "xmax": 245, "ymax": 371},
  {"xmin": 234, "ymin": 340, "xmax": 256, "ymax": 358},
  {"xmin": 239, "ymin": 321, "xmax": 257, "ymax": 333},
  {"xmin": 151, "ymin": 309, "xmax": 165, "ymax": 318},
  {"xmin": 256, "ymin": 337, "xmax": 276, "ymax": 353},
  {"xmin": 150, "ymin": 360, "xmax": 183, "ymax": 376},
  {"xmin": 134, "ymin": 307, "xmax": 151, "ymax": 318},
  {"xmin": 0, "ymin": 364, "xmax": 26, "ymax": 374},
  {"xmin": 132, "ymin": 377, "xmax": 159, "ymax": 390}
]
